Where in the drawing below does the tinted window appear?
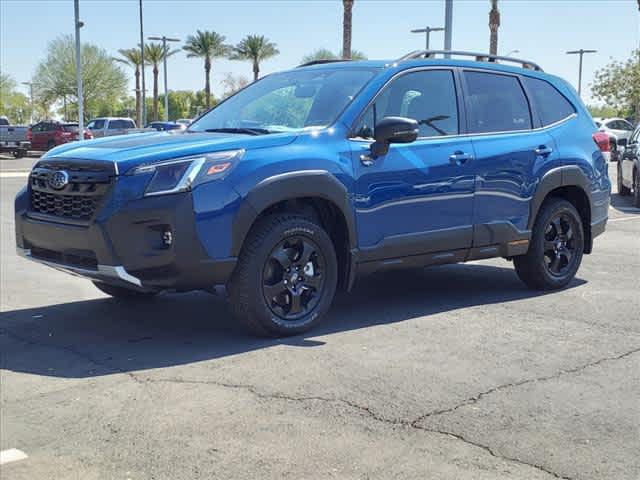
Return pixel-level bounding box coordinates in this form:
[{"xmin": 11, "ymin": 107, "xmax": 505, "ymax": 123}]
[
  {"xmin": 522, "ymin": 77, "xmax": 575, "ymax": 126},
  {"xmin": 62, "ymin": 124, "xmax": 79, "ymax": 132},
  {"xmin": 354, "ymin": 70, "xmax": 459, "ymax": 139},
  {"xmin": 90, "ymin": 119, "xmax": 105, "ymax": 129},
  {"xmin": 464, "ymin": 71, "xmax": 532, "ymax": 133}
]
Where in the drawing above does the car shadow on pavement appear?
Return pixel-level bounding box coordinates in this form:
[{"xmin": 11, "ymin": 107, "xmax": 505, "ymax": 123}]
[{"xmin": 0, "ymin": 263, "xmax": 585, "ymax": 379}]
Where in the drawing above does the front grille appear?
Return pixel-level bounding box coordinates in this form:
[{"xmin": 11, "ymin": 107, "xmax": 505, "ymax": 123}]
[
  {"xmin": 30, "ymin": 246, "xmax": 98, "ymax": 270},
  {"xmin": 31, "ymin": 190, "xmax": 99, "ymax": 219},
  {"xmin": 29, "ymin": 160, "xmax": 115, "ymax": 221}
]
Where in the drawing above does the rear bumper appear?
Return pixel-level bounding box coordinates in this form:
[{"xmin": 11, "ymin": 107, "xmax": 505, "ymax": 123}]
[{"xmin": 15, "ymin": 187, "xmax": 236, "ymax": 291}]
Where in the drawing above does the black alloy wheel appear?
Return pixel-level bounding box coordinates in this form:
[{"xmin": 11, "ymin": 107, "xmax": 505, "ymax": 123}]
[
  {"xmin": 542, "ymin": 213, "xmax": 578, "ymax": 277},
  {"xmin": 262, "ymin": 236, "xmax": 325, "ymax": 320}
]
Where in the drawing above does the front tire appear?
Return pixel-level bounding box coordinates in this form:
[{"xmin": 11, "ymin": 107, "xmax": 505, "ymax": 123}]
[
  {"xmin": 514, "ymin": 198, "xmax": 584, "ymax": 291},
  {"xmin": 93, "ymin": 281, "xmax": 158, "ymax": 300},
  {"xmin": 633, "ymin": 170, "xmax": 640, "ymax": 208},
  {"xmin": 618, "ymin": 162, "xmax": 631, "ymax": 196},
  {"xmin": 228, "ymin": 214, "xmax": 338, "ymax": 337}
]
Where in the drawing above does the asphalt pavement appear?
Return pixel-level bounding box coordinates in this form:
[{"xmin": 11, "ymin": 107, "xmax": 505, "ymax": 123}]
[{"xmin": 1, "ymin": 160, "xmax": 638, "ymax": 480}]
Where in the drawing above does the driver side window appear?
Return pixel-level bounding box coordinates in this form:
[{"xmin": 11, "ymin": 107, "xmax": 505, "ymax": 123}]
[{"xmin": 354, "ymin": 69, "xmax": 459, "ymax": 139}]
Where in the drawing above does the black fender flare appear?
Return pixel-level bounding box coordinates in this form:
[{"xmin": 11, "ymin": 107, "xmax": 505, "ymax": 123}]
[
  {"xmin": 231, "ymin": 170, "xmax": 357, "ymax": 257},
  {"xmin": 528, "ymin": 165, "xmax": 592, "ymax": 231}
]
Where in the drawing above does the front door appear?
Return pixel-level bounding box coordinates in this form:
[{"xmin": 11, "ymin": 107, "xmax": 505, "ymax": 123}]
[{"xmin": 351, "ymin": 69, "xmax": 475, "ymax": 262}]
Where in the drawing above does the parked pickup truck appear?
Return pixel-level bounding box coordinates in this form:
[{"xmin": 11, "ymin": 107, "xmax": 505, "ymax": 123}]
[
  {"xmin": 0, "ymin": 116, "xmax": 30, "ymax": 158},
  {"xmin": 87, "ymin": 117, "xmax": 149, "ymax": 138}
]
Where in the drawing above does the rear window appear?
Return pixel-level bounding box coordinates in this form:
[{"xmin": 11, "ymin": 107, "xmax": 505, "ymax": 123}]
[
  {"xmin": 62, "ymin": 124, "xmax": 79, "ymax": 132},
  {"xmin": 522, "ymin": 77, "xmax": 575, "ymax": 126},
  {"xmin": 89, "ymin": 119, "xmax": 105, "ymax": 129},
  {"xmin": 464, "ymin": 71, "xmax": 532, "ymax": 134}
]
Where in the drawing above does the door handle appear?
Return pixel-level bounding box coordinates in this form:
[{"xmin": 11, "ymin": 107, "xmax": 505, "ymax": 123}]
[
  {"xmin": 449, "ymin": 151, "xmax": 473, "ymax": 165},
  {"xmin": 534, "ymin": 145, "xmax": 553, "ymax": 157}
]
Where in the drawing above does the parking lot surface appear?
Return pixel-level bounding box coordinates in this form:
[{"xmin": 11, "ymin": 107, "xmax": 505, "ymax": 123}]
[{"xmin": 1, "ymin": 162, "xmax": 639, "ymax": 480}]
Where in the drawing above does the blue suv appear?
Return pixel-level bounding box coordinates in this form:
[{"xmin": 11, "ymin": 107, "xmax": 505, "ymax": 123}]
[{"xmin": 15, "ymin": 51, "xmax": 611, "ymax": 336}]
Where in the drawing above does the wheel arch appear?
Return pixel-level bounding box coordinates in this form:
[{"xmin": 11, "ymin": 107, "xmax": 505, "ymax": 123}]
[
  {"xmin": 231, "ymin": 170, "xmax": 357, "ymax": 289},
  {"xmin": 529, "ymin": 166, "xmax": 594, "ymax": 254}
]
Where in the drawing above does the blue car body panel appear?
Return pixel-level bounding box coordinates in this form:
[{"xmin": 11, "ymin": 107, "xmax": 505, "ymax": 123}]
[{"xmin": 15, "ymin": 57, "xmax": 610, "ymax": 291}]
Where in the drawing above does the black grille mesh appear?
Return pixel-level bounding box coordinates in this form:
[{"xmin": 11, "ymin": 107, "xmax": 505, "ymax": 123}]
[{"xmin": 31, "ymin": 190, "xmax": 98, "ymax": 219}]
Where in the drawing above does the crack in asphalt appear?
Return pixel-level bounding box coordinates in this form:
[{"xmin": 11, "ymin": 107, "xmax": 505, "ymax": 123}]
[{"xmin": 3, "ymin": 326, "xmax": 639, "ymax": 479}]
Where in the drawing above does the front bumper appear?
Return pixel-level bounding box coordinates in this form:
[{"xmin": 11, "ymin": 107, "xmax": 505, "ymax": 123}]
[{"xmin": 15, "ymin": 186, "xmax": 236, "ymax": 291}]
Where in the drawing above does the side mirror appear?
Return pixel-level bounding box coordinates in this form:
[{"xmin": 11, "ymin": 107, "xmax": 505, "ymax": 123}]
[{"xmin": 371, "ymin": 117, "xmax": 419, "ymax": 157}]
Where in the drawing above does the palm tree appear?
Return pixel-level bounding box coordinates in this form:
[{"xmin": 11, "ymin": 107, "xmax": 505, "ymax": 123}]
[
  {"xmin": 489, "ymin": 0, "xmax": 500, "ymax": 55},
  {"xmin": 144, "ymin": 42, "xmax": 177, "ymax": 121},
  {"xmin": 342, "ymin": 0, "xmax": 354, "ymax": 59},
  {"xmin": 183, "ymin": 30, "xmax": 229, "ymax": 108},
  {"xmin": 230, "ymin": 35, "xmax": 279, "ymax": 82},
  {"xmin": 114, "ymin": 48, "xmax": 143, "ymax": 126}
]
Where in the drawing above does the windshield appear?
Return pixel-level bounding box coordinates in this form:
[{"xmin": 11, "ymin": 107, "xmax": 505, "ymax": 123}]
[{"xmin": 189, "ymin": 67, "xmax": 378, "ymax": 134}]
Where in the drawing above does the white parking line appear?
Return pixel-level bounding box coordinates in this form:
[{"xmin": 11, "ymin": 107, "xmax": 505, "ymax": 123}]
[
  {"xmin": 0, "ymin": 171, "xmax": 30, "ymax": 178},
  {"xmin": 0, "ymin": 448, "xmax": 28, "ymax": 465}
]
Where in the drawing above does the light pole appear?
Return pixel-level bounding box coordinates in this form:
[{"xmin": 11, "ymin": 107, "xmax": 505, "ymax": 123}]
[
  {"xmin": 73, "ymin": 0, "xmax": 84, "ymax": 132},
  {"xmin": 21, "ymin": 82, "xmax": 34, "ymax": 124},
  {"xmin": 148, "ymin": 35, "xmax": 180, "ymax": 121},
  {"xmin": 505, "ymin": 49, "xmax": 520, "ymax": 57},
  {"xmin": 139, "ymin": 0, "xmax": 147, "ymax": 127},
  {"xmin": 444, "ymin": 0, "xmax": 453, "ymax": 58},
  {"xmin": 411, "ymin": 26, "xmax": 444, "ymax": 50},
  {"xmin": 566, "ymin": 49, "xmax": 597, "ymax": 96}
]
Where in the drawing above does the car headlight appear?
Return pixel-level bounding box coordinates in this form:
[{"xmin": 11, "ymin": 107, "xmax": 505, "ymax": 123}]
[{"xmin": 129, "ymin": 149, "xmax": 244, "ymax": 196}]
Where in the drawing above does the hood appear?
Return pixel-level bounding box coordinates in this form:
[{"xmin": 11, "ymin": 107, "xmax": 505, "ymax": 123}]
[{"xmin": 42, "ymin": 131, "xmax": 298, "ymax": 173}]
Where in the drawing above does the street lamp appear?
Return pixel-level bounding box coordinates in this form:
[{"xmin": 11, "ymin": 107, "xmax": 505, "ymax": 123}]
[
  {"xmin": 73, "ymin": 0, "xmax": 84, "ymax": 133},
  {"xmin": 505, "ymin": 49, "xmax": 520, "ymax": 57},
  {"xmin": 444, "ymin": 0, "xmax": 453, "ymax": 57},
  {"xmin": 148, "ymin": 35, "xmax": 180, "ymax": 121},
  {"xmin": 410, "ymin": 26, "xmax": 444, "ymax": 50},
  {"xmin": 21, "ymin": 82, "xmax": 34, "ymax": 124},
  {"xmin": 566, "ymin": 49, "xmax": 597, "ymax": 97}
]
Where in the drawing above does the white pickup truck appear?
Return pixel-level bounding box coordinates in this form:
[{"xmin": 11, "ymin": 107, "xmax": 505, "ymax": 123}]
[
  {"xmin": 0, "ymin": 116, "xmax": 30, "ymax": 158},
  {"xmin": 86, "ymin": 117, "xmax": 150, "ymax": 138}
]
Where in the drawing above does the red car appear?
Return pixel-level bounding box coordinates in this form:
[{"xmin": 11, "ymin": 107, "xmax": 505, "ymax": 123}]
[{"xmin": 28, "ymin": 121, "xmax": 92, "ymax": 151}]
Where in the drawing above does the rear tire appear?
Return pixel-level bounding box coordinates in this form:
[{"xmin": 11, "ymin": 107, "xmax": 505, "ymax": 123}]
[
  {"xmin": 12, "ymin": 149, "xmax": 25, "ymax": 159},
  {"xmin": 618, "ymin": 162, "xmax": 631, "ymax": 196},
  {"xmin": 633, "ymin": 170, "xmax": 640, "ymax": 208},
  {"xmin": 46, "ymin": 140, "xmax": 55, "ymax": 151},
  {"xmin": 93, "ymin": 281, "xmax": 157, "ymax": 300},
  {"xmin": 514, "ymin": 198, "xmax": 584, "ymax": 291},
  {"xmin": 228, "ymin": 214, "xmax": 338, "ymax": 337}
]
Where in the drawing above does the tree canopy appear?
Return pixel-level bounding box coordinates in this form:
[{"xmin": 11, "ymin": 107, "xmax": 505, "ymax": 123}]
[
  {"xmin": 33, "ymin": 35, "xmax": 127, "ymax": 121},
  {"xmin": 0, "ymin": 74, "xmax": 31, "ymax": 124},
  {"xmin": 591, "ymin": 49, "xmax": 640, "ymax": 122},
  {"xmin": 301, "ymin": 48, "xmax": 367, "ymax": 64}
]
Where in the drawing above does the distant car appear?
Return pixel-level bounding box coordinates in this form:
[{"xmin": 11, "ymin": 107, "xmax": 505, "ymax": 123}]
[
  {"xmin": 86, "ymin": 117, "xmax": 145, "ymax": 138},
  {"xmin": 0, "ymin": 116, "xmax": 30, "ymax": 158},
  {"xmin": 176, "ymin": 118, "xmax": 193, "ymax": 126},
  {"xmin": 618, "ymin": 123, "xmax": 640, "ymax": 207},
  {"xmin": 594, "ymin": 117, "xmax": 635, "ymax": 161},
  {"xmin": 29, "ymin": 121, "xmax": 92, "ymax": 151},
  {"xmin": 146, "ymin": 121, "xmax": 186, "ymax": 131}
]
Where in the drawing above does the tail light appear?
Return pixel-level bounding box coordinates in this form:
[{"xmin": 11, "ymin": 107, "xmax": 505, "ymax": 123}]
[
  {"xmin": 592, "ymin": 132, "xmax": 610, "ymax": 152},
  {"xmin": 26, "ymin": 127, "xmax": 32, "ymax": 142},
  {"xmin": 84, "ymin": 129, "xmax": 93, "ymax": 139}
]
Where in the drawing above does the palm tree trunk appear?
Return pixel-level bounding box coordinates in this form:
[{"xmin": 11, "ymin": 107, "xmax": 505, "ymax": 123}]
[
  {"xmin": 153, "ymin": 65, "xmax": 159, "ymax": 121},
  {"xmin": 253, "ymin": 59, "xmax": 259, "ymax": 82},
  {"xmin": 342, "ymin": 0, "xmax": 354, "ymax": 59},
  {"xmin": 134, "ymin": 66, "xmax": 141, "ymax": 127},
  {"xmin": 205, "ymin": 56, "xmax": 211, "ymax": 108},
  {"xmin": 489, "ymin": 0, "xmax": 500, "ymax": 56}
]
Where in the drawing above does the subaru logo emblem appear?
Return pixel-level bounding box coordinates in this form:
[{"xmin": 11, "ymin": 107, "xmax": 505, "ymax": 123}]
[{"xmin": 48, "ymin": 170, "xmax": 69, "ymax": 190}]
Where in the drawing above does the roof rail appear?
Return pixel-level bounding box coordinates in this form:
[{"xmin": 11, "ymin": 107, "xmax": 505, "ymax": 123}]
[
  {"xmin": 396, "ymin": 50, "xmax": 543, "ymax": 72},
  {"xmin": 297, "ymin": 59, "xmax": 351, "ymax": 68}
]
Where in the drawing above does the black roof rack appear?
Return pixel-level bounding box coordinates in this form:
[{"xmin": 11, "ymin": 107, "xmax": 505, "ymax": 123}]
[
  {"xmin": 396, "ymin": 50, "xmax": 543, "ymax": 72},
  {"xmin": 297, "ymin": 59, "xmax": 351, "ymax": 68}
]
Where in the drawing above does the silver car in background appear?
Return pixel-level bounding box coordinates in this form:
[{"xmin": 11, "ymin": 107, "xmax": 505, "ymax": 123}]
[
  {"xmin": 86, "ymin": 117, "xmax": 149, "ymax": 138},
  {"xmin": 594, "ymin": 117, "xmax": 635, "ymax": 161}
]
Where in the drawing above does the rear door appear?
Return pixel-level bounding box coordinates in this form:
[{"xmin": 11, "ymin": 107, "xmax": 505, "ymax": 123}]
[{"xmin": 461, "ymin": 70, "xmax": 559, "ymax": 246}]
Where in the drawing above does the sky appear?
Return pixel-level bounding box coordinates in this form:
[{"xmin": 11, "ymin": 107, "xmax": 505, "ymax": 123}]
[{"xmin": 1, "ymin": 0, "xmax": 639, "ymax": 105}]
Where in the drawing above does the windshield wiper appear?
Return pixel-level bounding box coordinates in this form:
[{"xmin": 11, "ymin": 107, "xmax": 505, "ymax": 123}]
[{"xmin": 204, "ymin": 127, "xmax": 271, "ymax": 135}]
